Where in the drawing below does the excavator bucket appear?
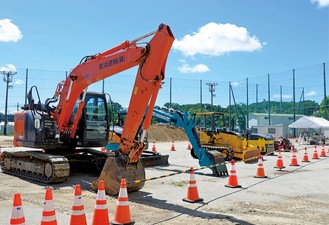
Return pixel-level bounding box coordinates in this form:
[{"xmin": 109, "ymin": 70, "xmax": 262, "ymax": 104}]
[
  {"xmin": 91, "ymin": 156, "xmax": 145, "ymax": 196},
  {"xmin": 207, "ymin": 150, "xmax": 228, "ymax": 176}
]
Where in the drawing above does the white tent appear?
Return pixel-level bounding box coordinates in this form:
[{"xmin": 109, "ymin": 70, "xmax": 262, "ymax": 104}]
[{"xmin": 288, "ymin": 116, "xmax": 329, "ymax": 129}]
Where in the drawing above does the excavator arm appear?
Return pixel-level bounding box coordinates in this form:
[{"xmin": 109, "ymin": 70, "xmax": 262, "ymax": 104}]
[{"xmin": 152, "ymin": 108, "xmax": 228, "ymax": 176}]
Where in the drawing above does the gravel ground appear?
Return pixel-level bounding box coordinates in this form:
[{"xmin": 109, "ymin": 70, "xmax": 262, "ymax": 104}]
[{"xmin": 0, "ymin": 140, "xmax": 328, "ymax": 224}]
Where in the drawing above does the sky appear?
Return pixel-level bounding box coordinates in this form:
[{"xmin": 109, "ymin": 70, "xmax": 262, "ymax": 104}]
[{"xmin": 0, "ymin": 0, "xmax": 328, "ymax": 113}]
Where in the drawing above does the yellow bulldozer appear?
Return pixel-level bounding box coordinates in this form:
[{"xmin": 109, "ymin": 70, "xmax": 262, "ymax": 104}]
[
  {"xmin": 194, "ymin": 112, "xmax": 260, "ymax": 162},
  {"xmin": 248, "ymin": 133, "xmax": 275, "ymax": 155}
]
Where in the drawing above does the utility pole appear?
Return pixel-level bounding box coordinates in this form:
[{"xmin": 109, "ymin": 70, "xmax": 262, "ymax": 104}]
[
  {"xmin": 206, "ymin": 82, "xmax": 218, "ymax": 111},
  {"xmin": 1, "ymin": 70, "xmax": 17, "ymax": 135}
]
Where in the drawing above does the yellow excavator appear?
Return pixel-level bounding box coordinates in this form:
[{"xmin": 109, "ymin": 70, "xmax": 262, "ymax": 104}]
[{"xmin": 194, "ymin": 112, "xmax": 260, "ymax": 162}]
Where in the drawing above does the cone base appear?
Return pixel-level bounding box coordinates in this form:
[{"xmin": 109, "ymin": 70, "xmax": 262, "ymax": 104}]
[
  {"xmin": 225, "ymin": 184, "xmax": 242, "ymax": 188},
  {"xmin": 312, "ymin": 157, "xmax": 319, "ymax": 159},
  {"xmin": 302, "ymin": 160, "xmax": 310, "ymax": 162},
  {"xmin": 320, "ymin": 155, "xmax": 327, "ymax": 157},
  {"xmin": 110, "ymin": 220, "xmax": 135, "ymax": 225},
  {"xmin": 274, "ymin": 166, "xmax": 286, "ymax": 170},
  {"xmin": 182, "ymin": 197, "xmax": 203, "ymax": 203},
  {"xmin": 254, "ymin": 175, "xmax": 268, "ymax": 178},
  {"xmin": 70, "ymin": 218, "xmax": 87, "ymax": 225},
  {"xmin": 289, "ymin": 164, "xmax": 300, "ymax": 166}
]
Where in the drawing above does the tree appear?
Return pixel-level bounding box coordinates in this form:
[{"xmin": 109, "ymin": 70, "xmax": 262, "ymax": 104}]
[
  {"xmin": 314, "ymin": 96, "xmax": 329, "ymax": 119},
  {"xmin": 108, "ymin": 102, "xmax": 123, "ymax": 125}
]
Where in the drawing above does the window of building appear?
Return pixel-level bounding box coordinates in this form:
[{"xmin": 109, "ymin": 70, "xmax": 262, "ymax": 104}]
[{"xmin": 268, "ymin": 128, "xmax": 276, "ymax": 134}]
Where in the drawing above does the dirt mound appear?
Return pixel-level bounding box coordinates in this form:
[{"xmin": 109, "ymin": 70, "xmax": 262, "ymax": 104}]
[
  {"xmin": 148, "ymin": 124, "xmax": 188, "ymax": 142},
  {"xmin": 0, "ymin": 124, "xmax": 188, "ymax": 146}
]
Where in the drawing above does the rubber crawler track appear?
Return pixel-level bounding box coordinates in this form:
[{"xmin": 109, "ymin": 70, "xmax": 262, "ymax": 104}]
[{"xmin": 0, "ymin": 151, "xmax": 70, "ymax": 183}]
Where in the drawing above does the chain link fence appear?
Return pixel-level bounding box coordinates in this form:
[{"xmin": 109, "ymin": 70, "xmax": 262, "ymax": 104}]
[{"xmin": 0, "ymin": 62, "xmax": 328, "ymax": 118}]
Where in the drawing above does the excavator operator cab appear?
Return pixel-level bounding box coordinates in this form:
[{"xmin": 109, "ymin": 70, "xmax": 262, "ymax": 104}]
[
  {"xmin": 73, "ymin": 92, "xmax": 109, "ymax": 147},
  {"xmin": 194, "ymin": 112, "xmax": 226, "ymax": 133}
]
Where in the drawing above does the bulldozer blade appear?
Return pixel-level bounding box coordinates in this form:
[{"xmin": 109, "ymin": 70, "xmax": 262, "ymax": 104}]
[
  {"xmin": 207, "ymin": 150, "xmax": 228, "ymax": 176},
  {"xmin": 234, "ymin": 149, "xmax": 260, "ymax": 163},
  {"xmin": 141, "ymin": 150, "xmax": 169, "ymax": 167},
  {"xmin": 91, "ymin": 156, "xmax": 145, "ymax": 196}
]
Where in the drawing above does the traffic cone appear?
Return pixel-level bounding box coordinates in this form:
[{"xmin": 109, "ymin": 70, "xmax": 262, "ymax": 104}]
[
  {"xmin": 10, "ymin": 193, "xmax": 25, "ymax": 225},
  {"xmin": 302, "ymin": 147, "xmax": 310, "ymax": 162},
  {"xmin": 312, "ymin": 145, "xmax": 319, "ymax": 159},
  {"xmin": 289, "ymin": 148, "xmax": 299, "ymax": 166},
  {"xmin": 254, "ymin": 155, "xmax": 267, "ymax": 178},
  {"xmin": 320, "ymin": 145, "xmax": 327, "ymax": 157},
  {"xmin": 41, "ymin": 188, "xmax": 57, "ymax": 225},
  {"xmin": 111, "ymin": 179, "xmax": 135, "ymax": 225},
  {"xmin": 295, "ymin": 138, "xmax": 299, "ymax": 146},
  {"xmin": 92, "ymin": 180, "xmax": 110, "ymax": 225},
  {"xmin": 225, "ymin": 160, "xmax": 242, "ymax": 188},
  {"xmin": 170, "ymin": 141, "xmax": 176, "ymax": 151},
  {"xmin": 152, "ymin": 142, "xmax": 156, "ymax": 152},
  {"xmin": 182, "ymin": 167, "xmax": 203, "ymax": 203},
  {"xmin": 70, "ymin": 184, "xmax": 87, "ymax": 225},
  {"xmin": 274, "ymin": 149, "xmax": 285, "ymax": 170}
]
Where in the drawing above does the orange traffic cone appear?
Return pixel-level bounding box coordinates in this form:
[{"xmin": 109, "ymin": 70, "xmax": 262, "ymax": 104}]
[
  {"xmin": 152, "ymin": 142, "xmax": 156, "ymax": 152},
  {"xmin": 274, "ymin": 149, "xmax": 285, "ymax": 170},
  {"xmin": 302, "ymin": 147, "xmax": 310, "ymax": 162},
  {"xmin": 40, "ymin": 188, "xmax": 57, "ymax": 225},
  {"xmin": 225, "ymin": 160, "xmax": 242, "ymax": 188},
  {"xmin": 111, "ymin": 179, "xmax": 135, "ymax": 225},
  {"xmin": 289, "ymin": 148, "xmax": 299, "ymax": 166},
  {"xmin": 254, "ymin": 155, "xmax": 267, "ymax": 178},
  {"xmin": 170, "ymin": 141, "xmax": 176, "ymax": 151},
  {"xmin": 187, "ymin": 142, "xmax": 191, "ymax": 150},
  {"xmin": 10, "ymin": 193, "xmax": 25, "ymax": 225},
  {"xmin": 320, "ymin": 145, "xmax": 327, "ymax": 157},
  {"xmin": 183, "ymin": 167, "xmax": 203, "ymax": 203},
  {"xmin": 92, "ymin": 180, "xmax": 110, "ymax": 225},
  {"xmin": 312, "ymin": 145, "xmax": 319, "ymax": 159},
  {"xmin": 70, "ymin": 184, "xmax": 87, "ymax": 225}
]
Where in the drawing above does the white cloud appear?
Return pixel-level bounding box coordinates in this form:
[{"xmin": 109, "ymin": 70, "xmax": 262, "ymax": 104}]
[
  {"xmin": 0, "ymin": 18, "xmax": 23, "ymax": 42},
  {"xmin": 273, "ymin": 94, "xmax": 291, "ymax": 99},
  {"xmin": 0, "ymin": 64, "xmax": 17, "ymax": 73},
  {"xmin": 173, "ymin": 22, "xmax": 263, "ymax": 57},
  {"xmin": 231, "ymin": 81, "xmax": 240, "ymax": 87},
  {"xmin": 178, "ymin": 63, "xmax": 210, "ymax": 73},
  {"xmin": 15, "ymin": 79, "xmax": 24, "ymax": 85},
  {"xmin": 311, "ymin": 0, "xmax": 329, "ymax": 7},
  {"xmin": 305, "ymin": 91, "xmax": 316, "ymax": 97}
]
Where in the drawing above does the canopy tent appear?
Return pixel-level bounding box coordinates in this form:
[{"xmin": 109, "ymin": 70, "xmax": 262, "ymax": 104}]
[{"xmin": 288, "ymin": 116, "xmax": 329, "ymax": 129}]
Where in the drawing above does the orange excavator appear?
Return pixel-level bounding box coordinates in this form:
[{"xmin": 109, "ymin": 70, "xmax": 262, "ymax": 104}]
[{"xmin": 0, "ymin": 24, "xmax": 174, "ymax": 195}]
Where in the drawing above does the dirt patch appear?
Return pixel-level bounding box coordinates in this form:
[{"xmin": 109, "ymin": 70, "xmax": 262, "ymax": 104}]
[{"xmin": 148, "ymin": 124, "xmax": 188, "ymax": 143}]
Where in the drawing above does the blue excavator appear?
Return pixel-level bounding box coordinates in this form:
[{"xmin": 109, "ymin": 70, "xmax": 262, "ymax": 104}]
[{"xmin": 108, "ymin": 107, "xmax": 228, "ymax": 176}]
